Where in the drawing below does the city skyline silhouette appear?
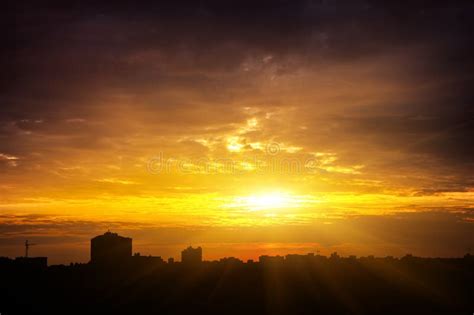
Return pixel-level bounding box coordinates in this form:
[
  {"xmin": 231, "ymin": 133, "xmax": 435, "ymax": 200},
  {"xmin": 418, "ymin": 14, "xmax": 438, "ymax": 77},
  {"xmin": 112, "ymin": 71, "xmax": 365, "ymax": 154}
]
[
  {"xmin": 1, "ymin": 230, "xmax": 473, "ymax": 315},
  {"xmin": 3, "ymin": 230, "xmax": 474, "ymax": 266}
]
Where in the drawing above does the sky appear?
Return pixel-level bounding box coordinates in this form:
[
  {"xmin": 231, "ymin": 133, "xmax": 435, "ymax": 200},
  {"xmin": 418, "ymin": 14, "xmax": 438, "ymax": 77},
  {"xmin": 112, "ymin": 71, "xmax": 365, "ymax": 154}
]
[{"xmin": 1, "ymin": 1, "xmax": 473, "ymax": 264}]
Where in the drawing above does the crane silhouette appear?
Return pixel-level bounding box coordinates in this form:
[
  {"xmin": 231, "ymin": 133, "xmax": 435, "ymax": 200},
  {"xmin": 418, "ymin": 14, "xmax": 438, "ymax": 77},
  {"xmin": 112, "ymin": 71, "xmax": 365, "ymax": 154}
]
[{"xmin": 25, "ymin": 240, "xmax": 37, "ymax": 258}]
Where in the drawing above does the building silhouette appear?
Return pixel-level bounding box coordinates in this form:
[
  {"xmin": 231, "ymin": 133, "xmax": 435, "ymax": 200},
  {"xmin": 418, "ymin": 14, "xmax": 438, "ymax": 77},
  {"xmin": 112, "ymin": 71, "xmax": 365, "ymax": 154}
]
[
  {"xmin": 181, "ymin": 246, "xmax": 202, "ymax": 264},
  {"xmin": 259, "ymin": 255, "xmax": 284, "ymax": 264},
  {"xmin": 90, "ymin": 231, "xmax": 132, "ymax": 264},
  {"xmin": 14, "ymin": 256, "xmax": 48, "ymax": 269},
  {"xmin": 132, "ymin": 252, "xmax": 164, "ymax": 266},
  {"xmin": 9, "ymin": 239, "xmax": 48, "ymax": 268}
]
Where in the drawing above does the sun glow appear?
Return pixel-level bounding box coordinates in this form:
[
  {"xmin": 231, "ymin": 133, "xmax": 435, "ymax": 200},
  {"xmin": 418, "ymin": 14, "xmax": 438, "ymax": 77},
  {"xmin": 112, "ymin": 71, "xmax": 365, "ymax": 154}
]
[
  {"xmin": 226, "ymin": 136, "xmax": 244, "ymax": 152},
  {"xmin": 230, "ymin": 192, "xmax": 300, "ymax": 211}
]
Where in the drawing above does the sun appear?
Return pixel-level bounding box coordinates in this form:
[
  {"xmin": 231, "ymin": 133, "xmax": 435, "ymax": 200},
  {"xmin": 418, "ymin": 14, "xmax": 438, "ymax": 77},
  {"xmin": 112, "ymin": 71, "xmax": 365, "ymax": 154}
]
[
  {"xmin": 231, "ymin": 192, "xmax": 295, "ymax": 211},
  {"xmin": 246, "ymin": 194, "xmax": 288, "ymax": 209}
]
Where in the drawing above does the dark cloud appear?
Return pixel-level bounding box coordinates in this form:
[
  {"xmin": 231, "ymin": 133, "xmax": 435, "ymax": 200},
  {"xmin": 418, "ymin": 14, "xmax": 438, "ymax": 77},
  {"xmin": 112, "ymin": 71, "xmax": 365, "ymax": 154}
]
[{"xmin": 2, "ymin": 1, "xmax": 473, "ymax": 155}]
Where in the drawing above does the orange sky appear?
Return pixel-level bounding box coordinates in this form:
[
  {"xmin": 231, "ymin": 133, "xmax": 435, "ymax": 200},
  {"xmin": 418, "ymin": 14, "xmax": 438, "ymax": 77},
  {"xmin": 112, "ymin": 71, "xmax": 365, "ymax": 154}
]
[{"xmin": 1, "ymin": 1, "xmax": 473, "ymax": 264}]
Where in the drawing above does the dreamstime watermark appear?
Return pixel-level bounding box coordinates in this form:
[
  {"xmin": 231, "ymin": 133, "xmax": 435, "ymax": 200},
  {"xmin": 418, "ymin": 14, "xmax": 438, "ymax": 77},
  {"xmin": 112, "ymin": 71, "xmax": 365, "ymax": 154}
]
[{"xmin": 146, "ymin": 142, "xmax": 324, "ymax": 175}]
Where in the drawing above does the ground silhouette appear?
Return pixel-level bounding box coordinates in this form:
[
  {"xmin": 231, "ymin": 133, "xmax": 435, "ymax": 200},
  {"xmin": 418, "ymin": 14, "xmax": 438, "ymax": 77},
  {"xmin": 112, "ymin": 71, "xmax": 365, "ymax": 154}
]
[{"xmin": 1, "ymin": 253, "xmax": 473, "ymax": 315}]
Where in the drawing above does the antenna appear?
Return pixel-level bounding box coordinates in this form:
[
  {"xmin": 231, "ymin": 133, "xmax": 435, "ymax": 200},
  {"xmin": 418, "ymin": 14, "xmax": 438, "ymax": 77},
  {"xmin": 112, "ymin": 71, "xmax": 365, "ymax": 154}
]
[{"xmin": 25, "ymin": 240, "xmax": 37, "ymax": 258}]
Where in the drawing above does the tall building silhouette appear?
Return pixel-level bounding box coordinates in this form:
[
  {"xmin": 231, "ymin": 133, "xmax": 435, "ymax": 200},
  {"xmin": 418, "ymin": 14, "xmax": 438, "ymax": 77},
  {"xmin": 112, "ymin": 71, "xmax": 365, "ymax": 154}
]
[
  {"xmin": 181, "ymin": 246, "xmax": 202, "ymax": 264},
  {"xmin": 90, "ymin": 231, "xmax": 132, "ymax": 264}
]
